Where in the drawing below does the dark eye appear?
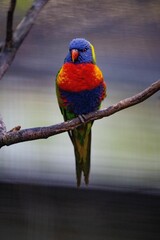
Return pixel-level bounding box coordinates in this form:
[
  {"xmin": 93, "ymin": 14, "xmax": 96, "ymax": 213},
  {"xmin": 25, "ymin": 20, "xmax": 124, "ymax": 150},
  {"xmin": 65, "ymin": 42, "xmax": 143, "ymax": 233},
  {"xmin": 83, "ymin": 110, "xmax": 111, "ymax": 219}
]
[{"xmin": 82, "ymin": 48, "xmax": 87, "ymax": 52}]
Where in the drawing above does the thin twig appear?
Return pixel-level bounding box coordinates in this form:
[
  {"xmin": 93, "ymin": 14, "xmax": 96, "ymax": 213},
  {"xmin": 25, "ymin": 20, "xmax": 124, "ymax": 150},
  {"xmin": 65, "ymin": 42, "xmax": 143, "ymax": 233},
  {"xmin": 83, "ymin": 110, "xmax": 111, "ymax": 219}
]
[
  {"xmin": 5, "ymin": 0, "xmax": 17, "ymax": 49},
  {"xmin": 0, "ymin": 79, "xmax": 159, "ymax": 148},
  {"xmin": 0, "ymin": 115, "xmax": 7, "ymax": 137}
]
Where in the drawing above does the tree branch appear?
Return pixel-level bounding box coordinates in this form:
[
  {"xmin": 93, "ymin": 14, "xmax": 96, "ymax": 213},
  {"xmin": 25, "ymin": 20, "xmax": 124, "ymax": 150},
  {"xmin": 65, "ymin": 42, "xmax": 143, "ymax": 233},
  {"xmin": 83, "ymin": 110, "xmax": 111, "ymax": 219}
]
[
  {"xmin": 0, "ymin": 0, "xmax": 49, "ymax": 80},
  {"xmin": 0, "ymin": 79, "xmax": 159, "ymax": 149}
]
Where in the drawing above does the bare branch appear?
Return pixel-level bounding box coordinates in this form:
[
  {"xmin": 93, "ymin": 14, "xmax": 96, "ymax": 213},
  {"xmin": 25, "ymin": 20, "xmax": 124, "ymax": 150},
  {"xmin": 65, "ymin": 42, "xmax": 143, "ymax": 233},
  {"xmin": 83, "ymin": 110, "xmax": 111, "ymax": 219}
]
[
  {"xmin": 0, "ymin": 79, "xmax": 159, "ymax": 149},
  {"xmin": 0, "ymin": 0, "xmax": 49, "ymax": 80}
]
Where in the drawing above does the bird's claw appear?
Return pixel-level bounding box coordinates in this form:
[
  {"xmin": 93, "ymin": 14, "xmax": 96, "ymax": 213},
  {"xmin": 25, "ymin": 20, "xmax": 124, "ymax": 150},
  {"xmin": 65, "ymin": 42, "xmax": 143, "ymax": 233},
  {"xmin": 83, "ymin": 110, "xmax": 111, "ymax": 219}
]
[{"xmin": 78, "ymin": 114, "xmax": 86, "ymax": 124}]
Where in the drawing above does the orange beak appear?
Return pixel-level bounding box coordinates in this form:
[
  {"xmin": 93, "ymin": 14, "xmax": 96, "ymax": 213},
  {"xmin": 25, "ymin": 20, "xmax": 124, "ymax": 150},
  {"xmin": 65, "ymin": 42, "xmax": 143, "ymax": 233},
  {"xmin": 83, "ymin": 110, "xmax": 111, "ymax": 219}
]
[{"xmin": 71, "ymin": 49, "xmax": 79, "ymax": 62}]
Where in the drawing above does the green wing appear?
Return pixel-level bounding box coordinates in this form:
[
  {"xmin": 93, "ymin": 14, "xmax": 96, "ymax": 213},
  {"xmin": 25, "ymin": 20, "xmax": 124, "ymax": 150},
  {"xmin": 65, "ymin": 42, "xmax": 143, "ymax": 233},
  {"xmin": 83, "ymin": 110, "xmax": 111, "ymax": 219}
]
[{"xmin": 56, "ymin": 70, "xmax": 76, "ymax": 120}]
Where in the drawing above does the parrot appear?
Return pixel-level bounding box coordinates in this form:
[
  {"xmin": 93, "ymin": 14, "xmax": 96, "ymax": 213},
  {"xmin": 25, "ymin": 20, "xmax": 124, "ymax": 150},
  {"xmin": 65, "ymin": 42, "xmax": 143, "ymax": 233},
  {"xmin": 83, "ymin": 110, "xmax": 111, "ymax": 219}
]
[{"xmin": 56, "ymin": 38, "xmax": 106, "ymax": 186}]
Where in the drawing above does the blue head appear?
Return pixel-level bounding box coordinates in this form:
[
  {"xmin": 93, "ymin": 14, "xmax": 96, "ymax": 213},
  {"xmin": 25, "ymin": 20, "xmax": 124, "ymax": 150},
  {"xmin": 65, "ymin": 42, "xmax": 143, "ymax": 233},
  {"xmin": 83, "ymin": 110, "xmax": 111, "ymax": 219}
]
[{"xmin": 64, "ymin": 38, "xmax": 96, "ymax": 64}]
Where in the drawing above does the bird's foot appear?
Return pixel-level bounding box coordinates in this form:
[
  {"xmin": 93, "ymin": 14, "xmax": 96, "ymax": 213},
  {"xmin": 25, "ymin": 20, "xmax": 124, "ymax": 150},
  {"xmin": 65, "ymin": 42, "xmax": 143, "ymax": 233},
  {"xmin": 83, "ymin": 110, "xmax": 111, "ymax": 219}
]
[{"xmin": 78, "ymin": 114, "xmax": 86, "ymax": 124}]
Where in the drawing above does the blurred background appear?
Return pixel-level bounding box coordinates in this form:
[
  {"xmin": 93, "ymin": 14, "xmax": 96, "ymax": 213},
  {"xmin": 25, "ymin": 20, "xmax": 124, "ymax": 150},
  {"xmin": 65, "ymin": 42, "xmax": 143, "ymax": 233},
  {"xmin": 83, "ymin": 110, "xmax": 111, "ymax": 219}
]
[{"xmin": 0, "ymin": 0, "xmax": 160, "ymax": 239}]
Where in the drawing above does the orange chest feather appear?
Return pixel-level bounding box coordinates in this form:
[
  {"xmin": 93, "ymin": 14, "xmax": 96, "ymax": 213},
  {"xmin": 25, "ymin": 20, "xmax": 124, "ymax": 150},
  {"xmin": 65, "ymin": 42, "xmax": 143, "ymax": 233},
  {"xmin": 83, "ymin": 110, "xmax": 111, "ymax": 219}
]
[{"xmin": 57, "ymin": 63, "xmax": 103, "ymax": 92}]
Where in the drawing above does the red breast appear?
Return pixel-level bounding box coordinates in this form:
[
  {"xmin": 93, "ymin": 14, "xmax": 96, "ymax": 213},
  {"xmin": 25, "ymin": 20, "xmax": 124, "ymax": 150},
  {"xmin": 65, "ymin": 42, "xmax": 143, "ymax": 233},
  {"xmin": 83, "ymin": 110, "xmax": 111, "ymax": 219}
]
[{"xmin": 57, "ymin": 63, "xmax": 104, "ymax": 92}]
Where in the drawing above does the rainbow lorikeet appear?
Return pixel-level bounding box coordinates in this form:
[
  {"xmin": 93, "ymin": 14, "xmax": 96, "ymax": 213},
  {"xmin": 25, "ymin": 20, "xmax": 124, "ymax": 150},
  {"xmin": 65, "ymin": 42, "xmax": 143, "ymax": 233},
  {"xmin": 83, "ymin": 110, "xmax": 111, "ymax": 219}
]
[{"xmin": 56, "ymin": 38, "xmax": 106, "ymax": 186}]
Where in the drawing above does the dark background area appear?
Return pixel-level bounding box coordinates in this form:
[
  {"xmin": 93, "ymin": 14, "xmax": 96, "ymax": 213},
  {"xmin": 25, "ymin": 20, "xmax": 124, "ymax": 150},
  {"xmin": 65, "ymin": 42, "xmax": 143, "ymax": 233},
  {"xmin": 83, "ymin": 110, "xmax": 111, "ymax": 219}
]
[{"xmin": 0, "ymin": 183, "xmax": 160, "ymax": 240}]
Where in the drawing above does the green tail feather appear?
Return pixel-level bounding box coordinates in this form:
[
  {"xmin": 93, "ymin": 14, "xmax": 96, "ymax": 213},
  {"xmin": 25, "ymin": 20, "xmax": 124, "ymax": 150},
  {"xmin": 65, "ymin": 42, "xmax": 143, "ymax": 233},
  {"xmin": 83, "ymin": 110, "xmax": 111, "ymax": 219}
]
[
  {"xmin": 60, "ymin": 106, "xmax": 93, "ymax": 186},
  {"xmin": 69, "ymin": 122, "xmax": 93, "ymax": 187}
]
